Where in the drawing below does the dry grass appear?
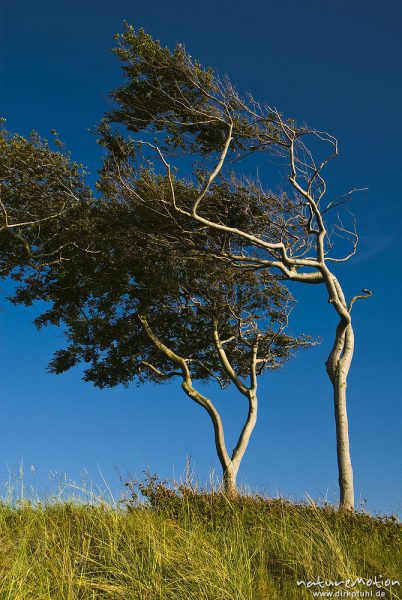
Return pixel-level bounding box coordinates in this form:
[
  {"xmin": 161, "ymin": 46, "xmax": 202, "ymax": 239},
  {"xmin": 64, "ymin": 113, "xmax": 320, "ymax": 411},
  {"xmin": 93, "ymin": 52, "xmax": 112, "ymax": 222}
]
[{"xmin": 0, "ymin": 475, "xmax": 400, "ymax": 599}]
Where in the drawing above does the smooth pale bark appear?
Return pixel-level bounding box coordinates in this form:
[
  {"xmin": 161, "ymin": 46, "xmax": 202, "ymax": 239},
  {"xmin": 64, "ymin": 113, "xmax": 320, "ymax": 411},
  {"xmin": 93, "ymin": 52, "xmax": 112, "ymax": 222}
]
[
  {"xmin": 158, "ymin": 127, "xmax": 360, "ymax": 506},
  {"xmin": 182, "ymin": 383, "xmax": 258, "ymax": 495},
  {"xmin": 221, "ymin": 390, "xmax": 258, "ymax": 495},
  {"xmin": 181, "ymin": 380, "xmax": 231, "ymax": 489},
  {"xmin": 138, "ymin": 313, "xmax": 259, "ymax": 495},
  {"xmin": 324, "ymin": 274, "xmax": 356, "ymax": 510},
  {"xmin": 325, "ymin": 326, "xmax": 355, "ymax": 509},
  {"xmin": 125, "ymin": 114, "xmax": 371, "ymax": 508}
]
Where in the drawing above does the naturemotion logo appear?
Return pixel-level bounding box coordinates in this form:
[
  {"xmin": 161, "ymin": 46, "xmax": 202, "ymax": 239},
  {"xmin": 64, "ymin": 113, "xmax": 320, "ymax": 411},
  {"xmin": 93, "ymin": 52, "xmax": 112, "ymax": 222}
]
[{"xmin": 296, "ymin": 576, "xmax": 400, "ymax": 598}]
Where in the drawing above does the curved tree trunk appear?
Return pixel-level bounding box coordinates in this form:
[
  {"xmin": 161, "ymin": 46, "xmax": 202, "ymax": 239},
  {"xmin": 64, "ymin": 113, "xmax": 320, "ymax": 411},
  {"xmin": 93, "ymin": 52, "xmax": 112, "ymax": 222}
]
[
  {"xmin": 225, "ymin": 390, "xmax": 258, "ymax": 495},
  {"xmin": 326, "ymin": 330, "xmax": 355, "ymax": 509},
  {"xmin": 138, "ymin": 313, "xmax": 259, "ymax": 497},
  {"xmin": 183, "ymin": 384, "xmax": 258, "ymax": 496},
  {"xmin": 181, "ymin": 380, "xmax": 232, "ymax": 488},
  {"xmin": 324, "ymin": 275, "xmax": 355, "ymax": 510},
  {"xmin": 333, "ymin": 348, "xmax": 354, "ymax": 509},
  {"xmin": 228, "ymin": 390, "xmax": 258, "ymax": 494},
  {"xmin": 223, "ymin": 463, "xmax": 239, "ymax": 495}
]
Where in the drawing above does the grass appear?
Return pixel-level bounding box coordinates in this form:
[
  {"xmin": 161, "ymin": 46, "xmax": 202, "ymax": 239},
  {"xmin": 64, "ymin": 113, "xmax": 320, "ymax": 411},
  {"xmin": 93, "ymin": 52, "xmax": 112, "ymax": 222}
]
[{"xmin": 0, "ymin": 475, "xmax": 400, "ymax": 599}]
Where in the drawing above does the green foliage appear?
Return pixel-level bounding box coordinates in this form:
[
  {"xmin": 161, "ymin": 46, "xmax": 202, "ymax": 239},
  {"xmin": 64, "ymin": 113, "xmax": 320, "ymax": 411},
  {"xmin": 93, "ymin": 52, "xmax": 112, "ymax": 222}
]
[
  {"xmin": 100, "ymin": 25, "xmax": 312, "ymax": 272},
  {"xmin": 15, "ymin": 185, "xmax": 309, "ymax": 389},
  {"xmin": 4, "ymin": 127, "xmax": 310, "ymax": 391},
  {"xmin": 0, "ymin": 30, "xmax": 312, "ymax": 396},
  {"xmin": 108, "ymin": 25, "xmax": 279, "ymax": 156},
  {"xmin": 0, "ymin": 122, "xmax": 91, "ymax": 278}
]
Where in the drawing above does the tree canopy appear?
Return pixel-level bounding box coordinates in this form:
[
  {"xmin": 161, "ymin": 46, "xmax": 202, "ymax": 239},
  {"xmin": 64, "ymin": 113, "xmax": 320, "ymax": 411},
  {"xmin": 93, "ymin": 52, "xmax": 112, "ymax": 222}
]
[
  {"xmin": 7, "ymin": 161, "xmax": 310, "ymax": 390},
  {"xmin": 5, "ymin": 160, "xmax": 311, "ymax": 493},
  {"xmin": 96, "ymin": 25, "xmax": 372, "ymax": 508},
  {"xmin": 0, "ymin": 22, "xmax": 372, "ymax": 505},
  {"xmin": 0, "ymin": 122, "xmax": 91, "ymax": 278}
]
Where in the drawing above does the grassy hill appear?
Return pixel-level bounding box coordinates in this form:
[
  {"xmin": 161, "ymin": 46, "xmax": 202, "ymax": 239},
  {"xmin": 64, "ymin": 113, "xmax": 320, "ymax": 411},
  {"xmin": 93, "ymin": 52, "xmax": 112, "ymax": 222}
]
[{"xmin": 0, "ymin": 477, "xmax": 400, "ymax": 599}]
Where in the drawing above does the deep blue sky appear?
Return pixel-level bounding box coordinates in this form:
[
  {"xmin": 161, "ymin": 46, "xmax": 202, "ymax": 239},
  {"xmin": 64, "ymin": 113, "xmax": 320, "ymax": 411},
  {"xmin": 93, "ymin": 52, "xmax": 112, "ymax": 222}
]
[{"xmin": 1, "ymin": 0, "xmax": 401, "ymax": 513}]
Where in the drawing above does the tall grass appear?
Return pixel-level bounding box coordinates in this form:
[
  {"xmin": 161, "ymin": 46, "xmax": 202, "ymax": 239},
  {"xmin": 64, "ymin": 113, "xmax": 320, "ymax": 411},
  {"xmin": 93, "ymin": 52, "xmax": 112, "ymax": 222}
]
[{"xmin": 0, "ymin": 475, "xmax": 400, "ymax": 599}]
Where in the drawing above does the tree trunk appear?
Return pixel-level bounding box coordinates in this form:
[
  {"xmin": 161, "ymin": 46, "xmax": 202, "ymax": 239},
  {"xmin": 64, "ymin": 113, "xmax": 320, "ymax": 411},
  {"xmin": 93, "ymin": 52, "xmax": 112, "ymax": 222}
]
[
  {"xmin": 333, "ymin": 359, "xmax": 354, "ymax": 509},
  {"xmin": 325, "ymin": 299, "xmax": 355, "ymax": 510},
  {"xmin": 182, "ymin": 384, "xmax": 258, "ymax": 497},
  {"xmin": 222, "ymin": 390, "xmax": 258, "ymax": 496},
  {"xmin": 138, "ymin": 314, "xmax": 260, "ymax": 498},
  {"xmin": 223, "ymin": 463, "xmax": 239, "ymax": 496},
  {"xmin": 323, "ymin": 272, "xmax": 356, "ymax": 510}
]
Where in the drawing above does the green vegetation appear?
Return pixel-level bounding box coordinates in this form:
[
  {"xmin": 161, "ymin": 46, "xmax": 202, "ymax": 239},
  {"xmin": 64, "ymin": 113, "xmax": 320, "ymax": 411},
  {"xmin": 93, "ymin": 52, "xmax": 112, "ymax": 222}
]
[{"xmin": 0, "ymin": 477, "xmax": 400, "ymax": 599}]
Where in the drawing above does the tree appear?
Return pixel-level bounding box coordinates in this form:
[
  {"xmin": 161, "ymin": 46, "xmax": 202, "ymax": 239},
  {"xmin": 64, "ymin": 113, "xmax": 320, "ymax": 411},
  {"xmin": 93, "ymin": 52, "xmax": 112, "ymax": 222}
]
[
  {"xmin": 0, "ymin": 123, "xmax": 91, "ymax": 278},
  {"xmin": 100, "ymin": 25, "xmax": 373, "ymax": 508},
  {"xmin": 12, "ymin": 185, "xmax": 310, "ymax": 494}
]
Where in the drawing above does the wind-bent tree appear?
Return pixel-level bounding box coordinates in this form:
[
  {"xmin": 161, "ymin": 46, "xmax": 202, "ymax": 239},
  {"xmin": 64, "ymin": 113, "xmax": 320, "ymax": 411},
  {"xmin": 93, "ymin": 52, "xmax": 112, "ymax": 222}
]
[
  {"xmin": 12, "ymin": 184, "xmax": 310, "ymax": 493},
  {"xmin": 0, "ymin": 123, "xmax": 91, "ymax": 278},
  {"xmin": 0, "ymin": 122, "xmax": 310, "ymax": 494},
  {"xmin": 100, "ymin": 25, "xmax": 373, "ymax": 508}
]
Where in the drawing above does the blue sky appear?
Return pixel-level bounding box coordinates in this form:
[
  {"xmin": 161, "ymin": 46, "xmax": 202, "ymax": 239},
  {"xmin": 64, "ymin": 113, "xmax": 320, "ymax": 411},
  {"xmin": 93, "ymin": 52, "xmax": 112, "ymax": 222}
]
[{"xmin": 0, "ymin": 0, "xmax": 401, "ymax": 513}]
